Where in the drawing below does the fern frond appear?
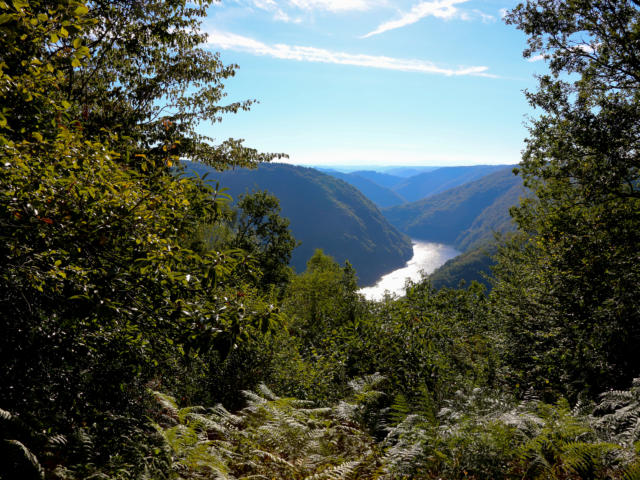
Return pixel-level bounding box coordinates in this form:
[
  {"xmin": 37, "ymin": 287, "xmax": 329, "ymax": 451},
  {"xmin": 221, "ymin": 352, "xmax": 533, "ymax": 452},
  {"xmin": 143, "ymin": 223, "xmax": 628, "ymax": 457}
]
[
  {"xmin": 4, "ymin": 439, "xmax": 45, "ymax": 480},
  {"xmin": 252, "ymin": 448, "xmax": 298, "ymax": 471},
  {"xmin": 0, "ymin": 407, "xmax": 14, "ymax": 422},
  {"xmin": 47, "ymin": 434, "xmax": 68, "ymax": 448},
  {"xmin": 303, "ymin": 460, "xmax": 360, "ymax": 480},
  {"xmin": 623, "ymin": 461, "xmax": 640, "ymax": 480}
]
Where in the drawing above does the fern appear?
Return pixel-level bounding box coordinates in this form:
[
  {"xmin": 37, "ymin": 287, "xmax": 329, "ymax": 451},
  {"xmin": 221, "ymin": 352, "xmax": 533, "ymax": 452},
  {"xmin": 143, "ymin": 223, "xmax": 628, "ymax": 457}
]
[
  {"xmin": 0, "ymin": 408, "xmax": 45, "ymax": 480},
  {"xmin": 153, "ymin": 377, "xmax": 382, "ymax": 479},
  {"xmin": 592, "ymin": 378, "xmax": 640, "ymax": 448},
  {"xmin": 302, "ymin": 460, "xmax": 360, "ymax": 480}
]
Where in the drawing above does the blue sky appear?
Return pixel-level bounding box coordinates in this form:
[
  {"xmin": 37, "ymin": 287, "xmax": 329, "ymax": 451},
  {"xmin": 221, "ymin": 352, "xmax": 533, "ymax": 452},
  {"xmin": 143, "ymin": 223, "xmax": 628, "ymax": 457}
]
[{"xmin": 200, "ymin": 0, "xmax": 548, "ymax": 167}]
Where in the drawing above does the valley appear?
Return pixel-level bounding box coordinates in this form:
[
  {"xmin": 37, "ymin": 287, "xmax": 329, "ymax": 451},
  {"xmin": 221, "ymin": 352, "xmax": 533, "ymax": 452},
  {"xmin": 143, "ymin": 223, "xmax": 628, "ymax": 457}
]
[
  {"xmin": 185, "ymin": 161, "xmax": 523, "ymax": 290},
  {"xmin": 358, "ymin": 240, "xmax": 460, "ymax": 300}
]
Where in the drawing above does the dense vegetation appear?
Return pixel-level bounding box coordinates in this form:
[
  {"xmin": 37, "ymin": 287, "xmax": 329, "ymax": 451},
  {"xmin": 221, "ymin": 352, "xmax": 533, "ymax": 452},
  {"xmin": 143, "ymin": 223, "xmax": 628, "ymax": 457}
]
[
  {"xmin": 427, "ymin": 242, "xmax": 497, "ymax": 290},
  {"xmin": 186, "ymin": 161, "xmax": 413, "ymax": 286},
  {"xmin": 1, "ymin": 1, "xmax": 639, "ymax": 479}
]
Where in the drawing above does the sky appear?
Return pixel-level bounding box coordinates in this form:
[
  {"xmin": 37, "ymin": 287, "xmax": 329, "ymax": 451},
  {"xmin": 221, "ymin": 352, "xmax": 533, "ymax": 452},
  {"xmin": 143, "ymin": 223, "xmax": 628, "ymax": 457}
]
[{"xmin": 200, "ymin": 0, "xmax": 549, "ymax": 167}]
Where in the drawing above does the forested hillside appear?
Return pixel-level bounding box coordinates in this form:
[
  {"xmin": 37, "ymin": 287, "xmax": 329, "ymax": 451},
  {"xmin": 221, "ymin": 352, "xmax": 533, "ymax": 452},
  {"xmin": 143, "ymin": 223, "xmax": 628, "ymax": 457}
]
[
  {"xmin": 1, "ymin": 1, "xmax": 639, "ymax": 479},
  {"xmin": 428, "ymin": 242, "xmax": 497, "ymax": 290},
  {"xmin": 383, "ymin": 167, "xmax": 523, "ymax": 249},
  {"xmin": 185, "ymin": 162, "xmax": 413, "ymax": 286},
  {"xmin": 321, "ymin": 169, "xmax": 406, "ymax": 208},
  {"xmin": 392, "ymin": 165, "xmax": 512, "ymax": 202}
]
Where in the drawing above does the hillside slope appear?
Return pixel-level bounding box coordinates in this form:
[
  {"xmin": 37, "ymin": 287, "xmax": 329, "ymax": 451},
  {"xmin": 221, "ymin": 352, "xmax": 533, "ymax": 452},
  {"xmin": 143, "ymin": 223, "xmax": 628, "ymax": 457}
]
[
  {"xmin": 382, "ymin": 167, "xmax": 524, "ymax": 250},
  {"xmin": 428, "ymin": 242, "xmax": 496, "ymax": 290},
  {"xmin": 327, "ymin": 171, "xmax": 406, "ymax": 208},
  {"xmin": 393, "ymin": 165, "xmax": 514, "ymax": 202},
  {"xmin": 186, "ymin": 162, "xmax": 413, "ymax": 286},
  {"xmin": 349, "ymin": 170, "xmax": 404, "ymax": 189}
]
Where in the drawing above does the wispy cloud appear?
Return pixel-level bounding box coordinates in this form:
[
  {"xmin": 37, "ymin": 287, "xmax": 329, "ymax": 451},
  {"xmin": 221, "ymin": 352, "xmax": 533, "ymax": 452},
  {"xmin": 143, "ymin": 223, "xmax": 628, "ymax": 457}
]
[
  {"xmin": 242, "ymin": 0, "xmax": 381, "ymax": 14},
  {"xmin": 472, "ymin": 9, "xmax": 496, "ymax": 23},
  {"xmin": 362, "ymin": 0, "xmax": 469, "ymax": 38},
  {"xmin": 207, "ymin": 30, "xmax": 496, "ymax": 77},
  {"xmin": 240, "ymin": 0, "xmax": 380, "ymax": 22},
  {"xmin": 288, "ymin": 0, "xmax": 380, "ymax": 12}
]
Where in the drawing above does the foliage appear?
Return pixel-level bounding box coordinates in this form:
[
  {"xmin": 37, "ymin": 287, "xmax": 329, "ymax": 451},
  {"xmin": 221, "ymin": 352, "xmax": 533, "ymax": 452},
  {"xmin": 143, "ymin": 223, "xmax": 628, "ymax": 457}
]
[
  {"xmin": 494, "ymin": 0, "xmax": 640, "ymax": 398},
  {"xmin": 0, "ymin": 0, "xmax": 282, "ymax": 477},
  {"xmin": 381, "ymin": 379, "xmax": 640, "ymax": 480},
  {"xmin": 154, "ymin": 377, "xmax": 384, "ymax": 480},
  {"xmin": 2, "ymin": 0, "xmax": 640, "ymax": 477},
  {"xmin": 230, "ymin": 190, "xmax": 298, "ymax": 291},
  {"xmin": 428, "ymin": 242, "xmax": 496, "ymax": 291},
  {"xmin": 152, "ymin": 377, "xmax": 640, "ymax": 480}
]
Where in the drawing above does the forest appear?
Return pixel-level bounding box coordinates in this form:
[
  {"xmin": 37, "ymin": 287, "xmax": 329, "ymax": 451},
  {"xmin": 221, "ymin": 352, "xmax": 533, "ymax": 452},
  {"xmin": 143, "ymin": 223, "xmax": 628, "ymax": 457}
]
[{"xmin": 1, "ymin": 0, "xmax": 639, "ymax": 479}]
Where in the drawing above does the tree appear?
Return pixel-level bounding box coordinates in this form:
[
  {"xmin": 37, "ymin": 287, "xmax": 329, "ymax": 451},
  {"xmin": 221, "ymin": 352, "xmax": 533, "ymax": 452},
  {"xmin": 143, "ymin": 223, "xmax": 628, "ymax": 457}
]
[
  {"xmin": 493, "ymin": 0, "xmax": 640, "ymax": 398},
  {"xmin": 12, "ymin": 0, "xmax": 280, "ymax": 169},
  {"xmin": 0, "ymin": 0, "xmax": 279, "ymax": 476},
  {"xmin": 231, "ymin": 191, "xmax": 298, "ymax": 291}
]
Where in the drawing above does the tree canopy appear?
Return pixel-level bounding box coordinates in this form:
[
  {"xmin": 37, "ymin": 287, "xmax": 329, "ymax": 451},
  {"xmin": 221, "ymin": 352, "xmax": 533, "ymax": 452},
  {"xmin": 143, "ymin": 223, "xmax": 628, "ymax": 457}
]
[
  {"xmin": 494, "ymin": 0, "xmax": 640, "ymax": 398},
  {"xmin": 0, "ymin": 1, "xmax": 282, "ymax": 476}
]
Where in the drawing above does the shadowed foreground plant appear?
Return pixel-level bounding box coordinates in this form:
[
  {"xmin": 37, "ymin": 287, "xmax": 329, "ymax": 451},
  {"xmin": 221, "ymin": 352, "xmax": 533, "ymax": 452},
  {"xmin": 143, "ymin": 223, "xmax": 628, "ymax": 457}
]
[{"xmin": 154, "ymin": 375, "xmax": 385, "ymax": 479}]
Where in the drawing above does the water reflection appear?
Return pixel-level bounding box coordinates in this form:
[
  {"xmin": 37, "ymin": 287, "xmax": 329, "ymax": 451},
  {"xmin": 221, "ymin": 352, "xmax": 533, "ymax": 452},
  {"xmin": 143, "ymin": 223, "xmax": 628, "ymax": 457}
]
[{"xmin": 359, "ymin": 241, "xmax": 460, "ymax": 300}]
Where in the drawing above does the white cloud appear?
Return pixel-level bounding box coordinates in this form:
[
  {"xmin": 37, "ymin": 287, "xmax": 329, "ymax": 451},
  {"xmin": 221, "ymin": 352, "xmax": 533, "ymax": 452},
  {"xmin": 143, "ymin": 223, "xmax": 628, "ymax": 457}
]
[
  {"xmin": 362, "ymin": 0, "xmax": 469, "ymax": 38},
  {"xmin": 288, "ymin": 0, "xmax": 378, "ymax": 12},
  {"xmin": 527, "ymin": 54, "xmax": 545, "ymax": 62},
  {"xmin": 207, "ymin": 30, "xmax": 496, "ymax": 77},
  {"xmin": 273, "ymin": 8, "xmax": 302, "ymax": 22},
  {"xmin": 244, "ymin": 0, "xmax": 380, "ymax": 13},
  {"xmin": 241, "ymin": 0, "xmax": 379, "ymax": 22},
  {"xmin": 473, "ymin": 9, "xmax": 495, "ymax": 23},
  {"xmin": 251, "ymin": 0, "xmax": 278, "ymax": 9}
]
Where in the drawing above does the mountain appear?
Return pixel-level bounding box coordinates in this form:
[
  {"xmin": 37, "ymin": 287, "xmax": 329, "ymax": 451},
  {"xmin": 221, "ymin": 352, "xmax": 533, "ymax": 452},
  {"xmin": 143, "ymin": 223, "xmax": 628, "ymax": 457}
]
[
  {"xmin": 379, "ymin": 166, "xmax": 439, "ymax": 177},
  {"xmin": 428, "ymin": 242, "xmax": 496, "ymax": 291},
  {"xmin": 349, "ymin": 170, "xmax": 404, "ymax": 189},
  {"xmin": 393, "ymin": 165, "xmax": 514, "ymax": 202},
  {"xmin": 327, "ymin": 171, "xmax": 406, "ymax": 208},
  {"xmin": 184, "ymin": 162, "xmax": 413, "ymax": 286},
  {"xmin": 382, "ymin": 167, "xmax": 524, "ymax": 251}
]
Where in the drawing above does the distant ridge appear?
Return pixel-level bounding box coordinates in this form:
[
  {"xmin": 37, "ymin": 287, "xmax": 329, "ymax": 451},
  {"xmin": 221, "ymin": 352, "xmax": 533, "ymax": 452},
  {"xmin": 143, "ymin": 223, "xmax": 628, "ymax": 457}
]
[
  {"xmin": 350, "ymin": 170, "xmax": 404, "ymax": 189},
  {"xmin": 184, "ymin": 162, "xmax": 413, "ymax": 286},
  {"xmin": 393, "ymin": 165, "xmax": 514, "ymax": 203},
  {"xmin": 382, "ymin": 167, "xmax": 524, "ymax": 251},
  {"xmin": 324, "ymin": 171, "xmax": 406, "ymax": 208},
  {"xmin": 322, "ymin": 165, "xmax": 515, "ymax": 205}
]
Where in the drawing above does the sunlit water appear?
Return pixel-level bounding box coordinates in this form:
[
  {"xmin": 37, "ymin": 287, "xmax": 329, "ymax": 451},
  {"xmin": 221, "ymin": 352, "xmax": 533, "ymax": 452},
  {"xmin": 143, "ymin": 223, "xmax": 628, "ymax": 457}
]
[{"xmin": 359, "ymin": 241, "xmax": 460, "ymax": 300}]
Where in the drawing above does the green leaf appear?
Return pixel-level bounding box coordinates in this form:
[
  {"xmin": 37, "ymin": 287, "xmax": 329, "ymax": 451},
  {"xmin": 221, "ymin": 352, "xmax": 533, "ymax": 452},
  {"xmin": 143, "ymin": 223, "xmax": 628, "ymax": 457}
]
[
  {"xmin": 11, "ymin": 0, "xmax": 28, "ymax": 10},
  {"xmin": 73, "ymin": 5, "xmax": 88, "ymax": 16}
]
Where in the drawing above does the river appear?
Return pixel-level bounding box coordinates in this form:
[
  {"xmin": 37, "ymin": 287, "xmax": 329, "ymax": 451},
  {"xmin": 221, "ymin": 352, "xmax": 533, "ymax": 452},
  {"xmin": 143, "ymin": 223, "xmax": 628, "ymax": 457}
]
[{"xmin": 359, "ymin": 241, "xmax": 460, "ymax": 300}]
